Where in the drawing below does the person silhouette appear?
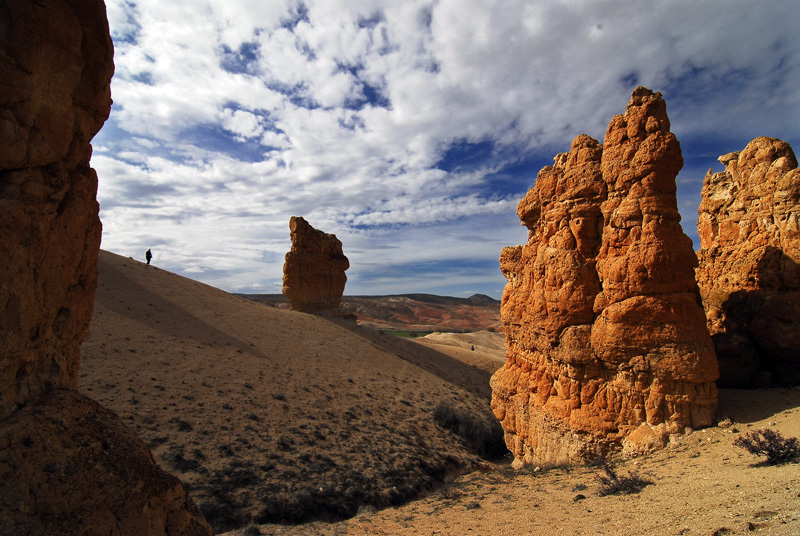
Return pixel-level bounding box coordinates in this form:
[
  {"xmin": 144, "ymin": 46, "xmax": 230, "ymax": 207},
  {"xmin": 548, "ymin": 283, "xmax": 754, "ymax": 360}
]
[{"xmin": 145, "ymin": 249, "xmax": 152, "ymax": 265}]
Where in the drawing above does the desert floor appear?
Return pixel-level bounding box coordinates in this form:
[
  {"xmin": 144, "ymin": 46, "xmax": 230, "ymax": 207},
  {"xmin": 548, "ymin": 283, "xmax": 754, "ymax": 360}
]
[
  {"xmin": 81, "ymin": 251, "xmax": 800, "ymax": 536},
  {"xmin": 233, "ymin": 386, "xmax": 800, "ymax": 536}
]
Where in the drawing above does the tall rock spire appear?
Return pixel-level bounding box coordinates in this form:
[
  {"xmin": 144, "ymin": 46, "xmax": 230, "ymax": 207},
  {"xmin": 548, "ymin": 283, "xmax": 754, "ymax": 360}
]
[{"xmin": 491, "ymin": 87, "xmax": 719, "ymax": 465}]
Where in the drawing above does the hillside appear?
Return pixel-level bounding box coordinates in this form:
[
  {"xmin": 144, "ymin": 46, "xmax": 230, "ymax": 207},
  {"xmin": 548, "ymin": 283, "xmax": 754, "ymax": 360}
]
[
  {"xmin": 239, "ymin": 293, "xmax": 502, "ymax": 332},
  {"xmin": 78, "ymin": 252, "xmax": 800, "ymax": 536},
  {"xmin": 79, "ymin": 251, "xmax": 505, "ymax": 533}
]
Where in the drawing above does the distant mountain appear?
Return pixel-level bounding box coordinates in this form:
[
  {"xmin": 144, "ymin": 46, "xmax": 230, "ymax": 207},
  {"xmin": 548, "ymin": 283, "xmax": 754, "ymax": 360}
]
[{"xmin": 238, "ymin": 293, "xmax": 501, "ymax": 332}]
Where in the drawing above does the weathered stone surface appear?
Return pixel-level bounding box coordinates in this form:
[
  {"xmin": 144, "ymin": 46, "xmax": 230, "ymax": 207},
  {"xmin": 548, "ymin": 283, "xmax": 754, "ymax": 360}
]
[
  {"xmin": 283, "ymin": 216, "xmax": 350, "ymax": 313},
  {"xmin": 0, "ymin": 0, "xmax": 113, "ymax": 420},
  {"xmin": 491, "ymin": 87, "xmax": 719, "ymax": 466},
  {"xmin": 0, "ymin": 390, "xmax": 211, "ymax": 536},
  {"xmin": 0, "ymin": 1, "xmax": 212, "ymax": 533},
  {"xmin": 696, "ymin": 137, "xmax": 800, "ymax": 387}
]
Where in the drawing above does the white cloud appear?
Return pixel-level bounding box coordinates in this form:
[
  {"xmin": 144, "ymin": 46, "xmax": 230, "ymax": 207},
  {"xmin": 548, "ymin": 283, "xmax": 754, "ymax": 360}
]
[{"xmin": 93, "ymin": 0, "xmax": 800, "ymax": 296}]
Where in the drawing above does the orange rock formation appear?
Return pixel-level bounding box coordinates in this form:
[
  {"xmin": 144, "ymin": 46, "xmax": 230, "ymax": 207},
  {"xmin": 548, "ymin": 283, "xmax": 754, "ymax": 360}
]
[
  {"xmin": 491, "ymin": 88, "xmax": 719, "ymax": 465},
  {"xmin": 283, "ymin": 216, "xmax": 350, "ymax": 313},
  {"xmin": 0, "ymin": 1, "xmax": 211, "ymax": 533},
  {"xmin": 696, "ymin": 137, "xmax": 800, "ymax": 387}
]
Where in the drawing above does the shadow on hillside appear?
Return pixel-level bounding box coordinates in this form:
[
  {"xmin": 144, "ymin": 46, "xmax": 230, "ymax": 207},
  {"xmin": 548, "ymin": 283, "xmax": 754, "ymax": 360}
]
[
  {"xmin": 94, "ymin": 260, "xmax": 269, "ymax": 360},
  {"xmin": 331, "ymin": 318, "xmax": 495, "ymax": 400}
]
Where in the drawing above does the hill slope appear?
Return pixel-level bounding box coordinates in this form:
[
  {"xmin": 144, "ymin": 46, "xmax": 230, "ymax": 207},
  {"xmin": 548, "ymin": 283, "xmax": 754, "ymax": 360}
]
[{"xmin": 79, "ymin": 251, "xmax": 505, "ymax": 532}]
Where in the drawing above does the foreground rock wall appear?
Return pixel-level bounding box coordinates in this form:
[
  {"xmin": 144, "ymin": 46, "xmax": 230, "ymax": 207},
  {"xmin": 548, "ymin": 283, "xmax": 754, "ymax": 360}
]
[
  {"xmin": 283, "ymin": 216, "xmax": 350, "ymax": 313},
  {"xmin": 491, "ymin": 88, "xmax": 719, "ymax": 466},
  {"xmin": 696, "ymin": 137, "xmax": 800, "ymax": 387},
  {"xmin": 0, "ymin": 0, "xmax": 112, "ymax": 420},
  {"xmin": 0, "ymin": 1, "xmax": 211, "ymax": 533}
]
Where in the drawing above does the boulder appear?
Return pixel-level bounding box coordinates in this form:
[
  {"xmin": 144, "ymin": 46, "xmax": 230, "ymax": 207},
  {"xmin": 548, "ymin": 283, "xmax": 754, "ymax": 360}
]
[
  {"xmin": 0, "ymin": 1, "xmax": 211, "ymax": 533},
  {"xmin": 696, "ymin": 137, "xmax": 800, "ymax": 387},
  {"xmin": 283, "ymin": 216, "xmax": 350, "ymax": 313},
  {"xmin": 0, "ymin": 390, "xmax": 211, "ymax": 536},
  {"xmin": 491, "ymin": 87, "xmax": 719, "ymax": 466}
]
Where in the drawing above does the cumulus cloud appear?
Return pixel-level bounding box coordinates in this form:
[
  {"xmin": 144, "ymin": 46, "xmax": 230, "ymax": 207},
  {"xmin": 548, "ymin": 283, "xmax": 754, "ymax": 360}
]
[{"xmin": 93, "ymin": 0, "xmax": 800, "ymax": 296}]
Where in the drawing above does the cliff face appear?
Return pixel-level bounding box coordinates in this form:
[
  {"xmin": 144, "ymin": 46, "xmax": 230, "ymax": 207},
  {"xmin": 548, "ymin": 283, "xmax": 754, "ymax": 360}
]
[
  {"xmin": 283, "ymin": 216, "xmax": 350, "ymax": 314},
  {"xmin": 0, "ymin": 1, "xmax": 211, "ymax": 533},
  {"xmin": 696, "ymin": 137, "xmax": 800, "ymax": 387},
  {"xmin": 491, "ymin": 87, "xmax": 719, "ymax": 466},
  {"xmin": 0, "ymin": 0, "xmax": 113, "ymax": 420}
]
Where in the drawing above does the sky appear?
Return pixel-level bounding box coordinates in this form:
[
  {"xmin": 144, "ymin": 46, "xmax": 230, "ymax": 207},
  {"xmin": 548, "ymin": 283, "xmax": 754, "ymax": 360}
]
[{"xmin": 93, "ymin": 0, "xmax": 800, "ymax": 299}]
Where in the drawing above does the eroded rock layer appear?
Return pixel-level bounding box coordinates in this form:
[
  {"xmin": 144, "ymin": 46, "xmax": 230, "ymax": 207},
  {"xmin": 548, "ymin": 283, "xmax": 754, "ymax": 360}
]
[
  {"xmin": 283, "ymin": 216, "xmax": 350, "ymax": 313},
  {"xmin": 0, "ymin": 1, "xmax": 211, "ymax": 533},
  {"xmin": 696, "ymin": 137, "xmax": 800, "ymax": 387},
  {"xmin": 491, "ymin": 87, "xmax": 719, "ymax": 465}
]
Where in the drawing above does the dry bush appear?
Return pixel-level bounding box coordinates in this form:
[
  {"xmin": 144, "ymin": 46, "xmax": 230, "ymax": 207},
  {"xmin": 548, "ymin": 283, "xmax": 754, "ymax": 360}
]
[
  {"xmin": 595, "ymin": 461, "xmax": 653, "ymax": 496},
  {"xmin": 733, "ymin": 429, "xmax": 800, "ymax": 465}
]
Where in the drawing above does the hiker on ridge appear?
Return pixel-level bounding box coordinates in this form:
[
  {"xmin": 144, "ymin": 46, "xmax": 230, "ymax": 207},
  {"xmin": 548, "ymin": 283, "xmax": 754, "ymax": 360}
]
[{"xmin": 146, "ymin": 249, "xmax": 152, "ymax": 265}]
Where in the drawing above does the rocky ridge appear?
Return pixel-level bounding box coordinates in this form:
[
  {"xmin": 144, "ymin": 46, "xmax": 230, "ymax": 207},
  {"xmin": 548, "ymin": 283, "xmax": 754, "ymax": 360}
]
[
  {"xmin": 696, "ymin": 137, "xmax": 800, "ymax": 387},
  {"xmin": 491, "ymin": 87, "xmax": 719, "ymax": 466}
]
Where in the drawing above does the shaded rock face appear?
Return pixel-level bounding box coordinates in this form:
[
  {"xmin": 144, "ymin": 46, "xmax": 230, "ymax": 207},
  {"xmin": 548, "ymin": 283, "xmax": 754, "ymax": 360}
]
[
  {"xmin": 0, "ymin": 1, "xmax": 212, "ymax": 533},
  {"xmin": 696, "ymin": 137, "xmax": 800, "ymax": 387},
  {"xmin": 283, "ymin": 216, "xmax": 350, "ymax": 313},
  {"xmin": 0, "ymin": 0, "xmax": 113, "ymax": 421},
  {"xmin": 0, "ymin": 390, "xmax": 211, "ymax": 536},
  {"xmin": 491, "ymin": 87, "xmax": 719, "ymax": 466}
]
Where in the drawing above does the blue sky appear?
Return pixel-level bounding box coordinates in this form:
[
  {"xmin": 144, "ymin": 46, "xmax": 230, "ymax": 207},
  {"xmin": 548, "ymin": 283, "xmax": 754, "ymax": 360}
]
[{"xmin": 93, "ymin": 0, "xmax": 799, "ymax": 298}]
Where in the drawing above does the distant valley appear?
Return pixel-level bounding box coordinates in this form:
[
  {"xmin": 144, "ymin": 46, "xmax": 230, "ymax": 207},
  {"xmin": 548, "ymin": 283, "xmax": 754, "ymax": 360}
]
[{"xmin": 239, "ymin": 293, "xmax": 502, "ymax": 333}]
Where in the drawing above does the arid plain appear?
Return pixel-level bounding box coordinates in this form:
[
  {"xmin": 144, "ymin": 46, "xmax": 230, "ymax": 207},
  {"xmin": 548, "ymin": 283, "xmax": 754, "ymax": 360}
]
[{"xmin": 78, "ymin": 251, "xmax": 800, "ymax": 536}]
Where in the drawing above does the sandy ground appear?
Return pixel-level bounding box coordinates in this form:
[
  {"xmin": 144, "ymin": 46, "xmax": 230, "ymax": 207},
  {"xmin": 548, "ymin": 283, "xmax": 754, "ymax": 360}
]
[
  {"xmin": 80, "ymin": 251, "xmax": 800, "ymax": 536},
  {"xmin": 233, "ymin": 387, "xmax": 800, "ymax": 536}
]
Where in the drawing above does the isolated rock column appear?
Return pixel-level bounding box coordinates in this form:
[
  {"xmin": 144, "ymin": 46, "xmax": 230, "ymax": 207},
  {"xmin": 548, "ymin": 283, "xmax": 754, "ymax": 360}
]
[
  {"xmin": 0, "ymin": 1, "xmax": 211, "ymax": 533},
  {"xmin": 491, "ymin": 87, "xmax": 719, "ymax": 465},
  {"xmin": 696, "ymin": 137, "xmax": 800, "ymax": 387},
  {"xmin": 283, "ymin": 216, "xmax": 350, "ymax": 313}
]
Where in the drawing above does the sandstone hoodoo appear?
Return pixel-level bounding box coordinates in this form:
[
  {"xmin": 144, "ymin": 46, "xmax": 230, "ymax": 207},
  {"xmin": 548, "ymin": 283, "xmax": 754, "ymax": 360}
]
[
  {"xmin": 0, "ymin": 0, "xmax": 210, "ymax": 533},
  {"xmin": 696, "ymin": 137, "xmax": 800, "ymax": 388},
  {"xmin": 491, "ymin": 87, "xmax": 719, "ymax": 466},
  {"xmin": 283, "ymin": 216, "xmax": 350, "ymax": 313}
]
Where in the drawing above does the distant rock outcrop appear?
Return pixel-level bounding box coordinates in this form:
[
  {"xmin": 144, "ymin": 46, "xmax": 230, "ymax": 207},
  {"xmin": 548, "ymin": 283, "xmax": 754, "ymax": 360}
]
[
  {"xmin": 491, "ymin": 87, "xmax": 719, "ymax": 465},
  {"xmin": 0, "ymin": 1, "xmax": 211, "ymax": 533},
  {"xmin": 696, "ymin": 137, "xmax": 800, "ymax": 387},
  {"xmin": 283, "ymin": 216, "xmax": 350, "ymax": 313}
]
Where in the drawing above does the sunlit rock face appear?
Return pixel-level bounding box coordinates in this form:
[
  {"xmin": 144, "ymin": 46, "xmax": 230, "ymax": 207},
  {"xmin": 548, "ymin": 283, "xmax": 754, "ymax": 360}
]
[
  {"xmin": 283, "ymin": 216, "xmax": 350, "ymax": 314},
  {"xmin": 0, "ymin": 1, "xmax": 212, "ymax": 533},
  {"xmin": 696, "ymin": 137, "xmax": 800, "ymax": 388},
  {"xmin": 491, "ymin": 87, "xmax": 719, "ymax": 466}
]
